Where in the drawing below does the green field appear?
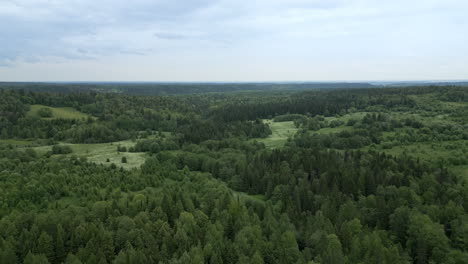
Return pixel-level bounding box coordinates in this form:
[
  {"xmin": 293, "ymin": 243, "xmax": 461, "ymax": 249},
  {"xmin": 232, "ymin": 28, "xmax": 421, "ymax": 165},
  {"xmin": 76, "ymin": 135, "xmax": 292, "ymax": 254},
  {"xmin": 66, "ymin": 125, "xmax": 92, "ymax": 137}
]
[
  {"xmin": 257, "ymin": 120, "xmax": 299, "ymax": 148},
  {"xmin": 308, "ymin": 112, "xmax": 366, "ymax": 135},
  {"xmin": 32, "ymin": 140, "xmax": 147, "ymax": 170},
  {"xmin": 365, "ymin": 140, "xmax": 468, "ymax": 178},
  {"xmin": 27, "ymin": 104, "xmax": 91, "ymax": 120}
]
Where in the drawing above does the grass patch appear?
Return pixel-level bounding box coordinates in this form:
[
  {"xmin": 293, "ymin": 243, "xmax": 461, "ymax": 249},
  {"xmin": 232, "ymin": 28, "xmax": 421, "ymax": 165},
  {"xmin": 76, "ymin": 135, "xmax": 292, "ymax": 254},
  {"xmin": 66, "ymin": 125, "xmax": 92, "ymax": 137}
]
[
  {"xmin": 257, "ymin": 120, "xmax": 299, "ymax": 149},
  {"xmin": 27, "ymin": 104, "xmax": 91, "ymax": 120},
  {"xmin": 248, "ymin": 194, "xmax": 266, "ymax": 201},
  {"xmin": 33, "ymin": 140, "xmax": 147, "ymax": 170},
  {"xmin": 232, "ymin": 191, "xmax": 266, "ymax": 203}
]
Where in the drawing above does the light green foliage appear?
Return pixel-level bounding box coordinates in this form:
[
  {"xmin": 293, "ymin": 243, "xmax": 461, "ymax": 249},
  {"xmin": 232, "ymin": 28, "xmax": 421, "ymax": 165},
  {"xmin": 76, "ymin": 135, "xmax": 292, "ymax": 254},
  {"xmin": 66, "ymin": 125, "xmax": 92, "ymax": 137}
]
[
  {"xmin": 320, "ymin": 234, "xmax": 344, "ymax": 264},
  {"xmin": 348, "ymin": 95, "xmax": 468, "ymax": 178},
  {"xmin": 27, "ymin": 104, "xmax": 91, "ymax": 120},
  {"xmin": 0, "ymin": 139, "xmax": 36, "ymax": 146},
  {"xmin": 325, "ymin": 111, "xmax": 369, "ymax": 123},
  {"xmin": 368, "ymin": 140, "xmax": 468, "ymax": 163},
  {"xmin": 36, "ymin": 232, "xmax": 54, "ymax": 259},
  {"xmin": 257, "ymin": 120, "xmax": 298, "ymax": 148},
  {"xmin": 23, "ymin": 252, "xmax": 50, "ymax": 264},
  {"xmin": 37, "ymin": 107, "xmax": 53, "ymax": 118},
  {"xmin": 366, "ymin": 137, "xmax": 468, "ymax": 179},
  {"xmin": 407, "ymin": 211, "xmax": 450, "ymax": 263},
  {"xmin": 450, "ymin": 165, "xmax": 468, "ymax": 179},
  {"xmin": 32, "ymin": 140, "xmax": 146, "ymax": 169},
  {"xmin": 313, "ymin": 125, "xmax": 354, "ymax": 135}
]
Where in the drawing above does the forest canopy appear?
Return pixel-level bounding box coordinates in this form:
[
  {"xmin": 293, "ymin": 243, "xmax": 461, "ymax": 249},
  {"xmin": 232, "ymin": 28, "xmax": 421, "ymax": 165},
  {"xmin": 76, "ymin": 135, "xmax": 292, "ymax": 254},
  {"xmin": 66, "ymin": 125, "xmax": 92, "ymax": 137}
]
[{"xmin": 0, "ymin": 85, "xmax": 467, "ymax": 264}]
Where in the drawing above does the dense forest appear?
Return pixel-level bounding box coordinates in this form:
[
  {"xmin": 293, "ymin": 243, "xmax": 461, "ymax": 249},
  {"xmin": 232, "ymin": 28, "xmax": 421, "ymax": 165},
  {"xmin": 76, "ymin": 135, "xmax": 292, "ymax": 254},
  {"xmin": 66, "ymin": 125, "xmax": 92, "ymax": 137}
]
[{"xmin": 0, "ymin": 85, "xmax": 467, "ymax": 263}]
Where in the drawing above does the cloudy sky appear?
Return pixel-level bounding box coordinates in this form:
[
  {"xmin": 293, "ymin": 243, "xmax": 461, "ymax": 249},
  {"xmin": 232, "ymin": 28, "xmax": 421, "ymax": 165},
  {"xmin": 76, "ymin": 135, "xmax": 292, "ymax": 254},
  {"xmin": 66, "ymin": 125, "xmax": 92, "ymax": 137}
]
[{"xmin": 0, "ymin": 0, "xmax": 467, "ymax": 82}]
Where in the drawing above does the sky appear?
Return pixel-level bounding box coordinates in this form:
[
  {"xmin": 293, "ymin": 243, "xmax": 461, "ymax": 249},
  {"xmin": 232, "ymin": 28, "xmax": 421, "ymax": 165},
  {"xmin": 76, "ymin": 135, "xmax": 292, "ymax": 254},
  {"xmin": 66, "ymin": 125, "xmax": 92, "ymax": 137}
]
[{"xmin": 0, "ymin": 0, "xmax": 467, "ymax": 82}]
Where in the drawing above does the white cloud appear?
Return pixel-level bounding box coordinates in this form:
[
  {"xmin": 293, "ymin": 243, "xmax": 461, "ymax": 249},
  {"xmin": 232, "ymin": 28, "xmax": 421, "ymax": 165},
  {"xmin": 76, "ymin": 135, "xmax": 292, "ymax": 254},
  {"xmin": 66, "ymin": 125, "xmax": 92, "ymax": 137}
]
[{"xmin": 0, "ymin": 0, "xmax": 467, "ymax": 80}]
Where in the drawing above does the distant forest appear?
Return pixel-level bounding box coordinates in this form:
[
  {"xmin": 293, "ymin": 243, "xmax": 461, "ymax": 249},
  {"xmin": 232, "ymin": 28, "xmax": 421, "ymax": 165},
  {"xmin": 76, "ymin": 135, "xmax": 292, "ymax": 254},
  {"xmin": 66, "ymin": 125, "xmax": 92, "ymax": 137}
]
[
  {"xmin": 0, "ymin": 82, "xmax": 377, "ymax": 95},
  {"xmin": 1, "ymin": 81, "xmax": 467, "ymax": 96}
]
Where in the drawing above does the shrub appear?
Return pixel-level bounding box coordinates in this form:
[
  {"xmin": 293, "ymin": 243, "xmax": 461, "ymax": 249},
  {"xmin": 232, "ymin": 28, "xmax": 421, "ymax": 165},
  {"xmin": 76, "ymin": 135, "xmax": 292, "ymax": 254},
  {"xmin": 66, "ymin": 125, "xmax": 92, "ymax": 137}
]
[
  {"xmin": 117, "ymin": 146, "xmax": 127, "ymax": 152},
  {"xmin": 38, "ymin": 108, "xmax": 53, "ymax": 118},
  {"xmin": 51, "ymin": 145, "xmax": 73, "ymax": 154}
]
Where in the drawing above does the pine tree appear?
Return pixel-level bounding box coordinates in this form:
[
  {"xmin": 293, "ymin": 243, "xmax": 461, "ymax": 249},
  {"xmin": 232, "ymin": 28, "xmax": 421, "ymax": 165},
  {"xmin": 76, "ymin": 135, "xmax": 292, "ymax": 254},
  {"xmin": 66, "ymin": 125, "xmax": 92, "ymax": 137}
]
[
  {"xmin": 320, "ymin": 234, "xmax": 345, "ymax": 264},
  {"xmin": 0, "ymin": 239, "xmax": 18, "ymax": 264},
  {"xmin": 64, "ymin": 253, "xmax": 83, "ymax": 264},
  {"xmin": 275, "ymin": 231, "xmax": 300, "ymax": 264},
  {"xmin": 55, "ymin": 225, "xmax": 66, "ymax": 262},
  {"xmin": 36, "ymin": 232, "xmax": 54, "ymax": 260},
  {"xmin": 24, "ymin": 252, "xmax": 50, "ymax": 264},
  {"xmin": 251, "ymin": 251, "xmax": 264, "ymax": 264}
]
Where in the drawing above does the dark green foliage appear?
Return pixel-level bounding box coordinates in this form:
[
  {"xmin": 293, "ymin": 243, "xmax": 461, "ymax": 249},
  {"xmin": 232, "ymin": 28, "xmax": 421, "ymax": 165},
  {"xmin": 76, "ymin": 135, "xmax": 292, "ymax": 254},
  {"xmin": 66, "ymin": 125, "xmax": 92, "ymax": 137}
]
[
  {"xmin": 0, "ymin": 82, "xmax": 377, "ymax": 95},
  {"xmin": 51, "ymin": 145, "xmax": 73, "ymax": 154},
  {"xmin": 38, "ymin": 108, "xmax": 53, "ymax": 118},
  {"xmin": 131, "ymin": 138, "xmax": 179, "ymax": 153},
  {"xmin": 0, "ymin": 85, "xmax": 467, "ymax": 263},
  {"xmin": 273, "ymin": 114, "xmax": 307, "ymax": 122},
  {"xmin": 117, "ymin": 145, "xmax": 127, "ymax": 152}
]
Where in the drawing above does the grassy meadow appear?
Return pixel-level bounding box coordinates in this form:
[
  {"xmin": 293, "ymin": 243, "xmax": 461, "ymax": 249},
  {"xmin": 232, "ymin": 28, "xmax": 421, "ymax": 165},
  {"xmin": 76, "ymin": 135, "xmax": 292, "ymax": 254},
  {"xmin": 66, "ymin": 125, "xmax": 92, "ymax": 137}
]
[
  {"xmin": 0, "ymin": 138, "xmax": 147, "ymax": 170},
  {"xmin": 33, "ymin": 140, "xmax": 146, "ymax": 169},
  {"xmin": 27, "ymin": 104, "xmax": 91, "ymax": 120},
  {"xmin": 257, "ymin": 119, "xmax": 299, "ymax": 149}
]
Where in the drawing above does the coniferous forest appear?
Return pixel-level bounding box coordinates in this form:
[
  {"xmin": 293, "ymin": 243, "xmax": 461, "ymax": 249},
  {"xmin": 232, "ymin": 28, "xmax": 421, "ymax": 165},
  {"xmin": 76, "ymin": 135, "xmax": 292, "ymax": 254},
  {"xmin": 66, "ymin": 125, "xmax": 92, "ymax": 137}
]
[{"xmin": 0, "ymin": 84, "xmax": 467, "ymax": 264}]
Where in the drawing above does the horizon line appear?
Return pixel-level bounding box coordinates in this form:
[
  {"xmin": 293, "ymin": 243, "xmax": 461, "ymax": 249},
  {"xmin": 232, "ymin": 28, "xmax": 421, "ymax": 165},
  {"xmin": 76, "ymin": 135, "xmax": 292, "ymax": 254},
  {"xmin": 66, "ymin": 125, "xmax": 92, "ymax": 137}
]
[{"xmin": 1, "ymin": 79, "xmax": 468, "ymax": 84}]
